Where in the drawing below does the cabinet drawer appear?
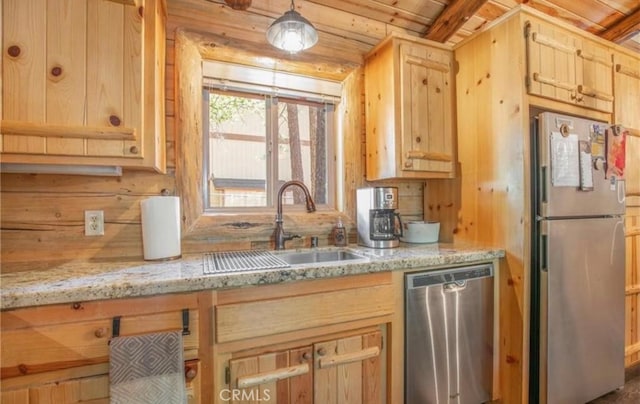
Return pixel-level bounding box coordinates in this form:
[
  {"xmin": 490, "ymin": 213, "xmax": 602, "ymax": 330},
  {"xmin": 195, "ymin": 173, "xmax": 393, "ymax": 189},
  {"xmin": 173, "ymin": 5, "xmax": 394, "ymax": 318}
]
[
  {"xmin": 1, "ymin": 294, "xmax": 200, "ymax": 380},
  {"xmin": 216, "ymin": 285, "xmax": 393, "ymax": 343}
]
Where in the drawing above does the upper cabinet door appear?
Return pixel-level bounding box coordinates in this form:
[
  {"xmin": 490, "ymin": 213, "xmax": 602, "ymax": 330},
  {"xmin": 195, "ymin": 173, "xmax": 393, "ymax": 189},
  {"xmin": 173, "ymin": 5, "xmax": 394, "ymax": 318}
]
[
  {"xmin": 399, "ymin": 43, "xmax": 455, "ymax": 175},
  {"xmin": 364, "ymin": 33, "xmax": 456, "ymax": 180},
  {"xmin": 613, "ymin": 51, "xmax": 640, "ymax": 132},
  {"xmin": 1, "ymin": 0, "xmax": 166, "ymax": 172},
  {"xmin": 525, "ymin": 17, "xmax": 614, "ymax": 113}
]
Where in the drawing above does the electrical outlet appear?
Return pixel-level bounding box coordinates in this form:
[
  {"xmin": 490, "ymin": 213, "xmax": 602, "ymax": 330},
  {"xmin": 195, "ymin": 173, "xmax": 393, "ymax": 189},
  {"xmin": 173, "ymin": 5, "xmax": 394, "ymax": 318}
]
[{"xmin": 85, "ymin": 210, "xmax": 105, "ymax": 236}]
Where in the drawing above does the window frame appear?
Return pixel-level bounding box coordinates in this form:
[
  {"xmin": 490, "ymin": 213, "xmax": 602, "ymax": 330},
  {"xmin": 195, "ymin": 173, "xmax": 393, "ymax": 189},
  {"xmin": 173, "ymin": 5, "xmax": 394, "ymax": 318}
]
[{"xmin": 202, "ymin": 73, "xmax": 338, "ymax": 214}]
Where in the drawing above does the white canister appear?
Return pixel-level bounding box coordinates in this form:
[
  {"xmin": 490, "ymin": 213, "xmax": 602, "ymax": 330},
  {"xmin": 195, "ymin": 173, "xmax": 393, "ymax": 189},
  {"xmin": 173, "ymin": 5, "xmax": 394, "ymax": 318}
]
[
  {"xmin": 400, "ymin": 221, "xmax": 440, "ymax": 243},
  {"xmin": 140, "ymin": 196, "xmax": 181, "ymax": 260}
]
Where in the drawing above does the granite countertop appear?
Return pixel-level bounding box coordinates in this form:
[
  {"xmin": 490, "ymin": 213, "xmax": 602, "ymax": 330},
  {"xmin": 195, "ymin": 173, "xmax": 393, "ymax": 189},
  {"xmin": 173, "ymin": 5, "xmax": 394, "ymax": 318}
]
[{"xmin": 0, "ymin": 243, "xmax": 504, "ymax": 310}]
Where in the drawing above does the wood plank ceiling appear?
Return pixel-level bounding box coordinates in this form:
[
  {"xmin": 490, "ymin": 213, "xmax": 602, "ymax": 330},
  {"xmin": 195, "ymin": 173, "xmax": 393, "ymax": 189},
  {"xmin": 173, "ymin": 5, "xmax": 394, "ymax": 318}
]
[{"xmin": 169, "ymin": 0, "xmax": 640, "ymax": 74}]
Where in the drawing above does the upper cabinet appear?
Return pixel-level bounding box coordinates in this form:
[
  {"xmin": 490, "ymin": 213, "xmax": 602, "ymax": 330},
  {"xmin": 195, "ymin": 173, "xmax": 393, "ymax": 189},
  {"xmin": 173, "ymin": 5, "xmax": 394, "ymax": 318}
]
[
  {"xmin": 1, "ymin": 0, "xmax": 166, "ymax": 172},
  {"xmin": 365, "ymin": 33, "xmax": 456, "ymax": 180},
  {"xmin": 612, "ymin": 50, "xmax": 640, "ymax": 132},
  {"xmin": 525, "ymin": 15, "xmax": 614, "ymax": 113}
]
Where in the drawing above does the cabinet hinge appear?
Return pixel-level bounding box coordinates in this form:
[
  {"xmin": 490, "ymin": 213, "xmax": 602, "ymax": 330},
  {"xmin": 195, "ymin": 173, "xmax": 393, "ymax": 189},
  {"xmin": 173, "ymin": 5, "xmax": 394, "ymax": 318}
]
[
  {"xmin": 524, "ymin": 21, "xmax": 531, "ymax": 39},
  {"xmin": 225, "ymin": 367, "xmax": 230, "ymax": 385},
  {"xmin": 381, "ymin": 335, "xmax": 384, "ymax": 350},
  {"xmin": 525, "ymin": 75, "xmax": 531, "ymax": 90}
]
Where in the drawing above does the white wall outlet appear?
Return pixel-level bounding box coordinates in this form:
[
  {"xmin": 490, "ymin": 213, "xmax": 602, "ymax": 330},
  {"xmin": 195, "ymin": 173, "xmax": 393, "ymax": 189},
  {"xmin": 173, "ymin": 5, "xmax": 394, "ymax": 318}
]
[{"xmin": 85, "ymin": 210, "xmax": 105, "ymax": 236}]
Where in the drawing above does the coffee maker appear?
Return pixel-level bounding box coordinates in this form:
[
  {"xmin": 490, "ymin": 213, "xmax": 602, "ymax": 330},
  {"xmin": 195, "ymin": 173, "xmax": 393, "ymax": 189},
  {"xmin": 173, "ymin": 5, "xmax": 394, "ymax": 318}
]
[{"xmin": 357, "ymin": 187, "xmax": 403, "ymax": 248}]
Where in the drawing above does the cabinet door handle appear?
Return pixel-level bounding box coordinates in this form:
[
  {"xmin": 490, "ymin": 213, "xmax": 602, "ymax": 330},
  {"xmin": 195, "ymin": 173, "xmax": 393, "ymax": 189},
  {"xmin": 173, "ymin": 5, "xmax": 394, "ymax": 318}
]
[
  {"xmin": 576, "ymin": 49, "xmax": 612, "ymax": 67},
  {"xmin": 577, "ymin": 85, "xmax": 614, "ymax": 102},
  {"xmin": 318, "ymin": 346, "xmax": 380, "ymax": 369},
  {"xmin": 627, "ymin": 128, "xmax": 640, "ymax": 138},
  {"xmin": 532, "ymin": 73, "xmax": 576, "ymax": 92},
  {"xmin": 406, "ymin": 151, "xmax": 452, "ymax": 162},
  {"xmin": 616, "ymin": 63, "xmax": 640, "ymax": 80},
  {"xmin": 236, "ymin": 363, "xmax": 309, "ymax": 389},
  {"xmin": 531, "ymin": 32, "xmax": 575, "ymax": 53}
]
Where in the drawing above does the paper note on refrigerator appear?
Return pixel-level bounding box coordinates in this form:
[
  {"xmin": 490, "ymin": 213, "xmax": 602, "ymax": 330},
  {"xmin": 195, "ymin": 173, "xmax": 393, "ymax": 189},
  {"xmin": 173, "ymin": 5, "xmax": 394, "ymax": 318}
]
[
  {"xmin": 550, "ymin": 132, "xmax": 579, "ymax": 187},
  {"xmin": 579, "ymin": 140, "xmax": 594, "ymax": 191}
]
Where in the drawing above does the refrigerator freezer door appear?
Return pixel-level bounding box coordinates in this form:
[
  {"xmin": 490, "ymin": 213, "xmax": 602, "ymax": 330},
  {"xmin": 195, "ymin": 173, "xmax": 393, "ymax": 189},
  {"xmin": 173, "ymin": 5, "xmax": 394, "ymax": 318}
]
[
  {"xmin": 540, "ymin": 216, "xmax": 625, "ymax": 404},
  {"xmin": 538, "ymin": 112, "xmax": 625, "ymax": 217}
]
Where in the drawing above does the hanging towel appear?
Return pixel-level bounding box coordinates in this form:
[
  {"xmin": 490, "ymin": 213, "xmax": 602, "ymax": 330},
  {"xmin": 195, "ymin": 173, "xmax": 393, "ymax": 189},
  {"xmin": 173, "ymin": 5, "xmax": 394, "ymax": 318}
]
[{"xmin": 109, "ymin": 330, "xmax": 186, "ymax": 404}]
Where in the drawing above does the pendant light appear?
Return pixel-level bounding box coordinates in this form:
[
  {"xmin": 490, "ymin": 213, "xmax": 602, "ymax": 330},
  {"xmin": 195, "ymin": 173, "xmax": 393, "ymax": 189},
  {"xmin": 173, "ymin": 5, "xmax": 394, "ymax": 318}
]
[{"xmin": 266, "ymin": 0, "xmax": 318, "ymax": 53}]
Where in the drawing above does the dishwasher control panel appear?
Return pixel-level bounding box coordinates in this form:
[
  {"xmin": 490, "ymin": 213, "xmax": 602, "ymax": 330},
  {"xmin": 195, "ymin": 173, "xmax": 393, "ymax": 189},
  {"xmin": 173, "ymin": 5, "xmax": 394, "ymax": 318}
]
[{"xmin": 406, "ymin": 263, "xmax": 493, "ymax": 288}]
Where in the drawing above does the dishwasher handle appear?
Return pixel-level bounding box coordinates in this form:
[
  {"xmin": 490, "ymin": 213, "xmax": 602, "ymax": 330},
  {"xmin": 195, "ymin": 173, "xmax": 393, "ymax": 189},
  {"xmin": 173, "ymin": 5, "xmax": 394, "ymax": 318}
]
[{"xmin": 443, "ymin": 280, "xmax": 467, "ymax": 293}]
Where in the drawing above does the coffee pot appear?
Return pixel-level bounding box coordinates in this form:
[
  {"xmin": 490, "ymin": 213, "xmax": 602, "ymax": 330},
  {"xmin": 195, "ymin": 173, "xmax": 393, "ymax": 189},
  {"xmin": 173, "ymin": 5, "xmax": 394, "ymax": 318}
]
[{"xmin": 356, "ymin": 187, "xmax": 403, "ymax": 248}]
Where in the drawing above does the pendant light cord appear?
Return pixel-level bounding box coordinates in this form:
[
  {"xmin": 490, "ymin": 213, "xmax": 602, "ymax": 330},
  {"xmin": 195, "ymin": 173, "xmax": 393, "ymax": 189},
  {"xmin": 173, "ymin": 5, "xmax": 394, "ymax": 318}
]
[{"xmin": 290, "ymin": 0, "xmax": 295, "ymax": 12}]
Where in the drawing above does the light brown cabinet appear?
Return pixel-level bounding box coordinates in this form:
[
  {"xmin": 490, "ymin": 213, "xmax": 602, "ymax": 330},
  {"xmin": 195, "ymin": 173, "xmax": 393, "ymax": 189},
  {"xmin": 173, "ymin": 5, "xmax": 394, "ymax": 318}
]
[
  {"xmin": 525, "ymin": 15, "xmax": 614, "ymax": 113},
  {"xmin": 1, "ymin": 0, "xmax": 166, "ymax": 172},
  {"xmin": 226, "ymin": 330, "xmax": 382, "ymax": 404},
  {"xmin": 0, "ymin": 294, "xmax": 200, "ymax": 403},
  {"xmin": 214, "ymin": 273, "xmax": 393, "ymax": 403},
  {"xmin": 365, "ymin": 33, "xmax": 456, "ymax": 180},
  {"xmin": 228, "ymin": 345, "xmax": 314, "ymax": 403},
  {"xmin": 613, "ymin": 50, "xmax": 640, "ymax": 132}
]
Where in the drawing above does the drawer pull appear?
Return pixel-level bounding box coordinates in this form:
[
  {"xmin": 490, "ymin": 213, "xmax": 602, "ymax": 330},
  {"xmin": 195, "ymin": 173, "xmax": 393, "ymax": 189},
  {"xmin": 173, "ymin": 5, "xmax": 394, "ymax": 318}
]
[
  {"xmin": 318, "ymin": 346, "xmax": 380, "ymax": 369},
  {"xmin": 406, "ymin": 150, "xmax": 453, "ymax": 162},
  {"xmin": 237, "ymin": 363, "xmax": 309, "ymax": 388},
  {"xmin": 577, "ymin": 85, "xmax": 614, "ymax": 102}
]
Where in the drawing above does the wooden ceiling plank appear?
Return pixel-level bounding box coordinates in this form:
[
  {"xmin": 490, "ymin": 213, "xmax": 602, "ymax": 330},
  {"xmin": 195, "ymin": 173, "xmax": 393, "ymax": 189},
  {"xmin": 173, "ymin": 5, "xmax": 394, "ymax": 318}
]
[
  {"xmin": 424, "ymin": 0, "xmax": 490, "ymax": 42},
  {"xmin": 600, "ymin": 7, "xmax": 640, "ymax": 42}
]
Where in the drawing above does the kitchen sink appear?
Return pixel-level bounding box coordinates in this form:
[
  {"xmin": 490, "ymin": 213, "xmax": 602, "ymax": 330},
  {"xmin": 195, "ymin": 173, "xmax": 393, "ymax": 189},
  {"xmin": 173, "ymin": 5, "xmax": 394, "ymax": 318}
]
[{"xmin": 277, "ymin": 249, "xmax": 367, "ymax": 265}]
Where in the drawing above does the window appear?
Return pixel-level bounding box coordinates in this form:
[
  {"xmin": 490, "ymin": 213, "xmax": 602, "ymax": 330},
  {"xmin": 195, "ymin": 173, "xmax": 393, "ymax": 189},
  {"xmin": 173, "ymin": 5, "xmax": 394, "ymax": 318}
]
[{"xmin": 202, "ymin": 61, "xmax": 340, "ymax": 212}]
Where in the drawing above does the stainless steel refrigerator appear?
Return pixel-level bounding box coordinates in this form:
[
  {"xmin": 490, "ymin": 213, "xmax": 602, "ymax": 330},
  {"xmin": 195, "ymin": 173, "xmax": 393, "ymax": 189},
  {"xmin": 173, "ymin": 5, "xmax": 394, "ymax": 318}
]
[{"xmin": 531, "ymin": 111, "xmax": 626, "ymax": 403}]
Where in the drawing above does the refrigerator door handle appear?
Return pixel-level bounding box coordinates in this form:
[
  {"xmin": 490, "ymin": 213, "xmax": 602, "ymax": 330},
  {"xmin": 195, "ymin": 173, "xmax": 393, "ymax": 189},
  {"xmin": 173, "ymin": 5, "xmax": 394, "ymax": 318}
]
[
  {"xmin": 540, "ymin": 234, "xmax": 548, "ymax": 272},
  {"xmin": 540, "ymin": 166, "xmax": 547, "ymax": 203}
]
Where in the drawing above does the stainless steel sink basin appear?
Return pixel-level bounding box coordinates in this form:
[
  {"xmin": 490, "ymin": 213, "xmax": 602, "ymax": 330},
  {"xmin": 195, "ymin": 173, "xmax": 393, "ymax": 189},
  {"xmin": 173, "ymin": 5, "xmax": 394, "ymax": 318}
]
[{"xmin": 277, "ymin": 249, "xmax": 367, "ymax": 265}]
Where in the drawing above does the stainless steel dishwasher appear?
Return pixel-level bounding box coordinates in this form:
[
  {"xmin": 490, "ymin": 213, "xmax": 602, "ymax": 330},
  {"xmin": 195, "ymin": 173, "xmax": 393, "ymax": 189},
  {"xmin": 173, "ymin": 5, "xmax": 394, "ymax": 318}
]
[{"xmin": 405, "ymin": 263, "xmax": 494, "ymax": 404}]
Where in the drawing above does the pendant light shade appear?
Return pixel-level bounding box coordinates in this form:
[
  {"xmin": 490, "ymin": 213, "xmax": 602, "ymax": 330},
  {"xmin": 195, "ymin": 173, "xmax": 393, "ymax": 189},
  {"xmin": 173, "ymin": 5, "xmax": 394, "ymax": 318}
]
[{"xmin": 266, "ymin": 0, "xmax": 318, "ymax": 53}]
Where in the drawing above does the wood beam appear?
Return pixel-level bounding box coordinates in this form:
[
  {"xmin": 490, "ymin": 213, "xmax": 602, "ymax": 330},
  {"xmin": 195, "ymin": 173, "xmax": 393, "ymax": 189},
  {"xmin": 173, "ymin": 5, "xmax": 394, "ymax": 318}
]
[
  {"xmin": 599, "ymin": 7, "xmax": 640, "ymax": 43},
  {"xmin": 423, "ymin": 0, "xmax": 489, "ymax": 43}
]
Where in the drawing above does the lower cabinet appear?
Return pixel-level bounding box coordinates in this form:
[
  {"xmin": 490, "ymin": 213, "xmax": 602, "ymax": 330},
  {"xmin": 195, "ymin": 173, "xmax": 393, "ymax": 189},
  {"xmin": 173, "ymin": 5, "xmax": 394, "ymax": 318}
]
[
  {"xmin": 214, "ymin": 272, "xmax": 394, "ymax": 404},
  {"xmin": 226, "ymin": 330, "xmax": 383, "ymax": 404},
  {"xmin": 0, "ymin": 293, "xmax": 203, "ymax": 403}
]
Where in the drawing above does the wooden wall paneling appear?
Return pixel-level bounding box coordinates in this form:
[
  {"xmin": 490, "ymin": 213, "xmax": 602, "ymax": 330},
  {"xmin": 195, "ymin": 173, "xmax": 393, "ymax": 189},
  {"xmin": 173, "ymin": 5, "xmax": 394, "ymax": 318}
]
[
  {"xmin": 0, "ymin": 171, "xmax": 175, "ymax": 272},
  {"xmin": 424, "ymin": 178, "xmax": 461, "ymax": 243},
  {"xmin": 341, "ymin": 67, "xmax": 366, "ymax": 224},
  {"xmin": 174, "ymin": 29, "xmax": 205, "ymax": 236},
  {"xmin": 626, "ymin": 204, "xmax": 640, "ymax": 366},
  {"xmin": 454, "ymin": 13, "xmax": 529, "ymax": 404},
  {"xmin": 624, "ymin": 128, "xmax": 640, "ymax": 365}
]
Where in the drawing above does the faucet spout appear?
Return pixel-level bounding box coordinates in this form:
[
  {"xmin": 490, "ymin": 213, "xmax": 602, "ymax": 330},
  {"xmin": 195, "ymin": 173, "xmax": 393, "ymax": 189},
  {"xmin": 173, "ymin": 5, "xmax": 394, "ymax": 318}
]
[{"xmin": 274, "ymin": 180, "xmax": 316, "ymax": 250}]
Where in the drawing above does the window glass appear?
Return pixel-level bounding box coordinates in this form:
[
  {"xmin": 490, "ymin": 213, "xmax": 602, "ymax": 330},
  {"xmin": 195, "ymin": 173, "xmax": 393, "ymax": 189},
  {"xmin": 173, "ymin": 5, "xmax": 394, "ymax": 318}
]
[{"xmin": 205, "ymin": 89, "xmax": 333, "ymax": 210}]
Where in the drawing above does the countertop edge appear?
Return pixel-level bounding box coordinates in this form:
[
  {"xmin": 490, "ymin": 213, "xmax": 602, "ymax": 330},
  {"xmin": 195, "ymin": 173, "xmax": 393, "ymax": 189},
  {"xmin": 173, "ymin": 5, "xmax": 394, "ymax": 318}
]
[{"xmin": 1, "ymin": 244, "xmax": 505, "ymax": 310}]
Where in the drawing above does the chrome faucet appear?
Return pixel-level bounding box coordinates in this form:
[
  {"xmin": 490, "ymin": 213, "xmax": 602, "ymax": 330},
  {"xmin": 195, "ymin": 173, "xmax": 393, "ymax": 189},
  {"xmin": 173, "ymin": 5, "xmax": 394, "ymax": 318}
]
[{"xmin": 274, "ymin": 180, "xmax": 316, "ymax": 250}]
